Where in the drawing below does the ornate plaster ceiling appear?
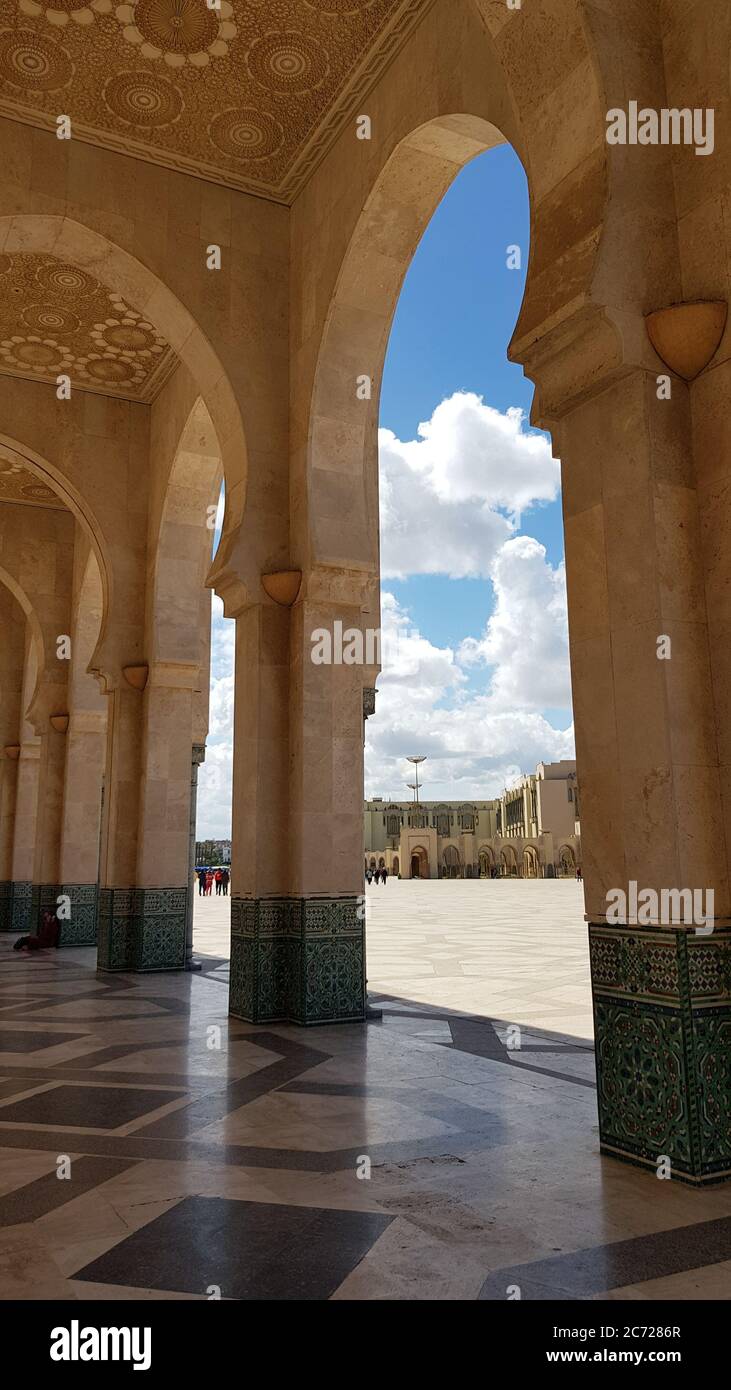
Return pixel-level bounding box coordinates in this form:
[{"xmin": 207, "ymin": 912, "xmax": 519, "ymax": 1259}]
[
  {"xmin": 0, "ymin": 451, "xmax": 67, "ymax": 508},
  {"xmin": 0, "ymin": 0, "xmax": 434, "ymax": 201},
  {"xmin": 0, "ymin": 251, "xmax": 178, "ymax": 400}
]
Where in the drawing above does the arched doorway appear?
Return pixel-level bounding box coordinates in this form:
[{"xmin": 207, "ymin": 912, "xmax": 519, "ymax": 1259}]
[
  {"xmin": 523, "ymin": 846, "xmax": 540, "ymax": 879},
  {"xmin": 478, "ymin": 847, "xmax": 494, "ymax": 878},
  {"xmin": 559, "ymin": 845, "xmax": 576, "ymax": 878},
  {"xmin": 443, "ymin": 845, "xmax": 461, "ymax": 879},
  {"xmin": 500, "ymin": 846, "xmax": 518, "ymax": 878},
  {"xmin": 410, "ymin": 846, "xmax": 429, "ymax": 879}
]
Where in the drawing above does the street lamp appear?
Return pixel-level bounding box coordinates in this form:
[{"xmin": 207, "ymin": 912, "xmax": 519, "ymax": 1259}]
[{"xmin": 406, "ymin": 755, "xmax": 426, "ymax": 805}]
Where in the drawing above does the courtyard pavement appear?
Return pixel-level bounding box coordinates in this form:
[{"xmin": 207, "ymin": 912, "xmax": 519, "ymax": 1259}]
[{"xmin": 193, "ymin": 878, "xmax": 593, "ymax": 1039}]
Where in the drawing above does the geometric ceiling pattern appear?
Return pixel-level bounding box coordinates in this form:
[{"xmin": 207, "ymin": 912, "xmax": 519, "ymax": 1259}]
[
  {"xmin": 0, "ymin": 450, "xmax": 67, "ymax": 508},
  {"xmin": 0, "ymin": 0, "xmax": 435, "ymax": 202},
  {"xmin": 0, "ymin": 251, "xmax": 178, "ymax": 400}
]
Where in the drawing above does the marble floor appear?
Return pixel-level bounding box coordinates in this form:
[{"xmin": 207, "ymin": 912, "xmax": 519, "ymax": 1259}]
[{"xmin": 0, "ymin": 880, "xmax": 730, "ymax": 1301}]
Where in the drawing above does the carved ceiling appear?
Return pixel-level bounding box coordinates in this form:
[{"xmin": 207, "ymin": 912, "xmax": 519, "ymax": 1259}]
[
  {"xmin": 0, "ymin": 451, "xmax": 67, "ymax": 508},
  {"xmin": 0, "ymin": 251, "xmax": 178, "ymax": 399},
  {"xmin": 0, "ymin": 0, "xmax": 434, "ymax": 201}
]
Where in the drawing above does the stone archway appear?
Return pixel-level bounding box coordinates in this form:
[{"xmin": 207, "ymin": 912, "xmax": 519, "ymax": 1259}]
[
  {"xmin": 523, "ymin": 846, "xmax": 540, "ymax": 879},
  {"xmin": 409, "ymin": 846, "xmax": 429, "ymax": 879},
  {"xmin": 559, "ymin": 844, "xmax": 576, "ymax": 878},
  {"xmin": 500, "ymin": 846, "xmax": 518, "ymax": 878},
  {"xmin": 443, "ymin": 845, "xmax": 461, "ymax": 880}
]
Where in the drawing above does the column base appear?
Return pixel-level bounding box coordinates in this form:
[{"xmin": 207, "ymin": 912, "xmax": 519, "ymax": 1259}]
[
  {"xmin": 0, "ymin": 881, "xmax": 32, "ymax": 933},
  {"xmin": 229, "ymin": 896, "xmax": 366, "ymax": 1025},
  {"xmin": 97, "ymin": 887, "xmax": 187, "ymax": 972},
  {"xmin": 589, "ymin": 922, "xmax": 731, "ymax": 1185}
]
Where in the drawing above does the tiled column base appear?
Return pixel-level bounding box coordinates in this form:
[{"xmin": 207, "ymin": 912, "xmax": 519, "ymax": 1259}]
[
  {"xmin": 0, "ymin": 881, "xmax": 12, "ymax": 931},
  {"xmin": 0, "ymin": 881, "xmax": 33, "ymax": 932},
  {"xmin": 229, "ymin": 896, "xmax": 366, "ymax": 1025},
  {"xmin": 97, "ymin": 887, "xmax": 187, "ymax": 972},
  {"xmin": 589, "ymin": 923, "xmax": 731, "ymax": 1185},
  {"xmin": 57, "ymin": 884, "xmax": 99, "ymax": 945}
]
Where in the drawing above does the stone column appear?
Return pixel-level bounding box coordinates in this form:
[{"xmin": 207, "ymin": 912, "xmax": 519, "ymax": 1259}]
[
  {"xmin": 98, "ymin": 665, "xmax": 194, "ymax": 974},
  {"xmin": 30, "ymin": 718, "xmax": 68, "ymax": 928},
  {"xmin": 57, "ymin": 710, "xmax": 106, "ymax": 945},
  {"xmin": 555, "ymin": 366, "xmax": 731, "ymax": 1184},
  {"xmin": 56, "ymin": 539, "xmax": 107, "ymax": 944},
  {"xmin": 96, "ymin": 680, "xmax": 144, "ymax": 971},
  {"xmin": 0, "ymin": 587, "xmax": 25, "ymax": 931},
  {"xmin": 228, "ymin": 587, "xmax": 369, "ymax": 1025},
  {"xmin": 186, "ymin": 742, "xmax": 205, "ymax": 968}
]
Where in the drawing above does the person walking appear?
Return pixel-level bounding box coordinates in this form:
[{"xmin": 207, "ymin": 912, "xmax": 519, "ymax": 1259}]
[
  {"xmin": 382, "ymin": 866, "xmax": 388, "ymax": 885},
  {"xmin": 197, "ymin": 868, "xmax": 206, "ymax": 896},
  {"xmin": 205, "ymin": 870, "xmax": 213, "ymax": 896},
  {"xmin": 222, "ymin": 868, "xmax": 229, "ymax": 896},
  {"xmin": 215, "ymin": 868, "xmax": 223, "ymax": 896}
]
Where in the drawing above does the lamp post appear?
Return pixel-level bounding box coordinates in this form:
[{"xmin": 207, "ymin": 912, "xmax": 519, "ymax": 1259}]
[{"xmin": 406, "ymin": 754, "xmax": 426, "ymax": 805}]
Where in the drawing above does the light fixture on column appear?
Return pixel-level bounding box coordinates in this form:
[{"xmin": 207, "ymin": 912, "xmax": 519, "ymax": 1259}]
[
  {"xmin": 49, "ymin": 714, "xmax": 69, "ymax": 733},
  {"xmin": 3, "ymin": 744, "xmax": 20, "ymax": 760}
]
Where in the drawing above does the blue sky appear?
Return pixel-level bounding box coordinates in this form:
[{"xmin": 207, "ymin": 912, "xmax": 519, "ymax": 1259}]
[{"xmin": 197, "ymin": 142, "xmax": 574, "ymax": 835}]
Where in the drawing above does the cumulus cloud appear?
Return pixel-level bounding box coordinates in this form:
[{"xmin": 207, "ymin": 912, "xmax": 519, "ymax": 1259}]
[
  {"xmin": 194, "ymin": 396, "xmax": 572, "ymax": 833},
  {"xmin": 364, "ymin": 587, "xmax": 573, "ymax": 802},
  {"xmin": 379, "ymin": 391, "xmax": 559, "ymax": 579},
  {"xmin": 459, "ymin": 535, "xmax": 572, "ymax": 712}
]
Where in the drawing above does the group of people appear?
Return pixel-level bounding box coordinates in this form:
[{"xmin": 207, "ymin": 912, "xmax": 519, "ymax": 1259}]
[
  {"xmin": 197, "ymin": 867, "xmax": 230, "ymax": 896},
  {"xmin": 366, "ymin": 866, "xmax": 388, "ymax": 885}
]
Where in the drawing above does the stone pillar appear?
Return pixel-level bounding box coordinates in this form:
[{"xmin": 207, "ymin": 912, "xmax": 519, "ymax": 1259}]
[
  {"xmin": 30, "ymin": 718, "xmax": 68, "ymax": 929},
  {"xmin": 96, "ymin": 681, "xmax": 144, "ymax": 971},
  {"xmin": 0, "ymin": 586, "xmax": 25, "ymax": 931},
  {"xmin": 57, "ymin": 710, "xmax": 106, "ymax": 945},
  {"xmin": 557, "ymin": 367, "xmax": 731, "ymax": 1184},
  {"xmin": 98, "ymin": 666, "xmax": 194, "ymax": 974},
  {"xmin": 229, "ymin": 590, "xmax": 367, "ymax": 1025},
  {"xmin": 55, "ymin": 539, "xmax": 107, "ymax": 944},
  {"xmin": 186, "ymin": 742, "xmax": 205, "ymax": 967}
]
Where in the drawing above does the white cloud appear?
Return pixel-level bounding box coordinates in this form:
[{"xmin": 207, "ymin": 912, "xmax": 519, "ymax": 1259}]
[
  {"xmin": 364, "ymin": 587, "xmax": 573, "ymax": 803},
  {"xmin": 195, "ymin": 397, "xmax": 571, "ymax": 833},
  {"xmin": 459, "ymin": 535, "xmax": 572, "ymax": 711},
  {"xmin": 379, "ymin": 391, "xmax": 559, "ymax": 579}
]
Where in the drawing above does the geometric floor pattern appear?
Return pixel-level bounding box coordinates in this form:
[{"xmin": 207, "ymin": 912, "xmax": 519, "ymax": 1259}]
[{"xmin": 0, "ymin": 881, "xmax": 729, "ymax": 1301}]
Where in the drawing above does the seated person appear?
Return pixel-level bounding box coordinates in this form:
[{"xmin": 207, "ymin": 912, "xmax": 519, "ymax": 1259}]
[{"xmin": 13, "ymin": 909, "xmax": 60, "ymax": 952}]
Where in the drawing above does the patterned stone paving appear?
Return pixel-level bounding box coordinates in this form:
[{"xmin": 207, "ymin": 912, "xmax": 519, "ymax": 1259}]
[{"xmin": 0, "ymin": 881, "xmax": 728, "ymax": 1301}]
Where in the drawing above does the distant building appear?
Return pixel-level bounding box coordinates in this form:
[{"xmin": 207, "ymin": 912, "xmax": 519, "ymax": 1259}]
[
  {"xmin": 364, "ymin": 760, "xmax": 581, "ymax": 879},
  {"xmin": 195, "ymin": 838, "xmax": 231, "ymax": 865}
]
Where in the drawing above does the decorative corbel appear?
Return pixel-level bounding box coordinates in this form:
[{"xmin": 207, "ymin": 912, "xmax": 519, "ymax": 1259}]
[
  {"xmin": 3, "ymin": 744, "xmax": 20, "ymax": 760},
  {"xmin": 49, "ymin": 714, "xmax": 69, "ymax": 733},
  {"xmin": 645, "ymin": 300, "xmax": 727, "ymax": 380},
  {"xmin": 261, "ymin": 570, "xmax": 302, "ymax": 606},
  {"xmin": 122, "ymin": 663, "xmax": 149, "ymax": 691}
]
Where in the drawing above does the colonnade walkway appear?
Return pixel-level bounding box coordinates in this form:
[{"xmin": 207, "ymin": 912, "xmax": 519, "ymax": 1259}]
[{"xmin": 0, "ymin": 882, "xmax": 729, "ymax": 1300}]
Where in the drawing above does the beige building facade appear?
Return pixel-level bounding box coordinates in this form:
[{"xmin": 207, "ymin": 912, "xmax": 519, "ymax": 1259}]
[
  {"xmin": 0, "ymin": 1, "xmax": 728, "ymax": 1182},
  {"xmin": 365, "ymin": 760, "xmax": 582, "ymax": 880}
]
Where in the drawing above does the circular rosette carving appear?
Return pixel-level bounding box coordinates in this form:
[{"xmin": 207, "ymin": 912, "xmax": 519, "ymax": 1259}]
[
  {"xmin": 0, "ymin": 335, "xmax": 74, "ymax": 374},
  {"xmin": 302, "ymin": 0, "xmax": 367, "ymax": 12},
  {"xmin": 114, "ymin": 0, "xmax": 236, "ymax": 67},
  {"xmin": 103, "ymin": 70, "xmax": 183, "ymax": 129},
  {"xmin": 0, "ymin": 29, "xmax": 73, "ymax": 91},
  {"xmin": 34, "ymin": 262, "xmax": 96, "ymax": 297},
  {"xmin": 246, "ymin": 30, "xmax": 329, "ymax": 95},
  {"xmin": 21, "ymin": 303, "xmax": 81, "ymax": 335},
  {"xmin": 209, "ymin": 107, "xmax": 283, "ymax": 162},
  {"xmin": 17, "ymin": 0, "xmax": 113, "ymax": 28}
]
